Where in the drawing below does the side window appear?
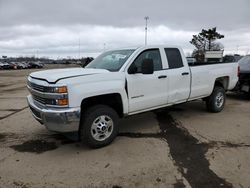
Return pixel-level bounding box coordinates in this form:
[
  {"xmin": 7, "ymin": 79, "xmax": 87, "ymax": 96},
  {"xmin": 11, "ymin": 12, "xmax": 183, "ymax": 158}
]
[
  {"xmin": 164, "ymin": 48, "xmax": 183, "ymax": 69},
  {"xmin": 130, "ymin": 49, "xmax": 162, "ymax": 73}
]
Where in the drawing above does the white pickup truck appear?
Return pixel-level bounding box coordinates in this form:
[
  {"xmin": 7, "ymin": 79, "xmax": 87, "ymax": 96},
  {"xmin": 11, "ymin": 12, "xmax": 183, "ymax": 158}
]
[{"xmin": 27, "ymin": 45, "xmax": 239, "ymax": 147}]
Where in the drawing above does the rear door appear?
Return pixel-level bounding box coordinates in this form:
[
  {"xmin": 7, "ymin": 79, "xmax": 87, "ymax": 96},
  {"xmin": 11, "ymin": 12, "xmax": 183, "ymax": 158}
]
[
  {"xmin": 164, "ymin": 48, "xmax": 191, "ymax": 104},
  {"xmin": 126, "ymin": 48, "xmax": 168, "ymax": 113}
]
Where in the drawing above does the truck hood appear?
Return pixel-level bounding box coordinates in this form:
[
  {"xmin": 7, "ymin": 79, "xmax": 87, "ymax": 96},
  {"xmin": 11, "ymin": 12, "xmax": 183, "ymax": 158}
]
[{"xmin": 30, "ymin": 68, "xmax": 109, "ymax": 83}]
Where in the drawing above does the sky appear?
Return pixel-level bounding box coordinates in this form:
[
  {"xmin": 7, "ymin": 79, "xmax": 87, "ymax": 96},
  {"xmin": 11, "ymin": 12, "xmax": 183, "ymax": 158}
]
[{"xmin": 0, "ymin": 0, "xmax": 250, "ymax": 58}]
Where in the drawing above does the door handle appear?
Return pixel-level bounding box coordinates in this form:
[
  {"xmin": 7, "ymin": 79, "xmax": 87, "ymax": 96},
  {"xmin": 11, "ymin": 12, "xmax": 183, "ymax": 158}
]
[
  {"xmin": 181, "ymin": 72, "xmax": 189, "ymax": 76},
  {"xmin": 158, "ymin": 75, "xmax": 167, "ymax": 79}
]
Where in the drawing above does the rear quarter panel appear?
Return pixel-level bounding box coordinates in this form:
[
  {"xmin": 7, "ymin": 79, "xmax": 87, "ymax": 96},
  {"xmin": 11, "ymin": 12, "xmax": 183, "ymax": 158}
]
[{"xmin": 190, "ymin": 62, "xmax": 238, "ymax": 99}]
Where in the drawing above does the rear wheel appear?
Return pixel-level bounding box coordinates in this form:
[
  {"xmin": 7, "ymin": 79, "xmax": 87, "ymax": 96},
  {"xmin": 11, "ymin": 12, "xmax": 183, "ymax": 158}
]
[
  {"xmin": 206, "ymin": 86, "xmax": 226, "ymax": 113},
  {"xmin": 80, "ymin": 105, "xmax": 119, "ymax": 148}
]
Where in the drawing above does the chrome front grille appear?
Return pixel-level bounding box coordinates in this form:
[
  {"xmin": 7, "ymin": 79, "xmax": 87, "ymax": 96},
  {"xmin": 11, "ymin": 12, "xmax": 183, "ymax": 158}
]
[
  {"xmin": 27, "ymin": 80, "xmax": 47, "ymax": 105},
  {"xmin": 28, "ymin": 81, "xmax": 45, "ymax": 92},
  {"xmin": 32, "ymin": 95, "xmax": 46, "ymax": 105},
  {"xmin": 27, "ymin": 78, "xmax": 68, "ymax": 107}
]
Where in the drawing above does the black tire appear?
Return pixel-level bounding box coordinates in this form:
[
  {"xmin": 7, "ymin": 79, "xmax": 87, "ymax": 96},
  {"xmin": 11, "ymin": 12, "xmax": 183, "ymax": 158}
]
[
  {"xmin": 206, "ymin": 86, "xmax": 226, "ymax": 113},
  {"xmin": 79, "ymin": 105, "xmax": 119, "ymax": 148}
]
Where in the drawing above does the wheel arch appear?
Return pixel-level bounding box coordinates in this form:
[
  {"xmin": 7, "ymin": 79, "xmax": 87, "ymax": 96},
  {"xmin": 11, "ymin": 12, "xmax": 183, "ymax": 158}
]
[
  {"xmin": 214, "ymin": 76, "xmax": 229, "ymax": 90},
  {"xmin": 80, "ymin": 93, "xmax": 124, "ymax": 118}
]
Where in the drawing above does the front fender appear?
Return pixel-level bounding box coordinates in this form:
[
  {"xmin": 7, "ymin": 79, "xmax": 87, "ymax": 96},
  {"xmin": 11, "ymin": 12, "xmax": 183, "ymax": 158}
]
[{"xmin": 59, "ymin": 73, "xmax": 129, "ymax": 114}]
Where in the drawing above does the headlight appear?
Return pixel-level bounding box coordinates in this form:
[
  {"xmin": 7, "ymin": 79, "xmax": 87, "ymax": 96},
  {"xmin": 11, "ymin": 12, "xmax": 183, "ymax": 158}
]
[
  {"xmin": 53, "ymin": 86, "xmax": 68, "ymax": 106},
  {"xmin": 54, "ymin": 86, "xmax": 67, "ymax": 93},
  {"xmin": 56, "ymin": 98, "xmax": 68, "ymax": 106},
  {"xmin": 48, "ymin": 86, "xmax": 68, "ymax": 106},
  {"xmin": 46, "ymin": 86, "xmax": 68, "ymax": 93}
]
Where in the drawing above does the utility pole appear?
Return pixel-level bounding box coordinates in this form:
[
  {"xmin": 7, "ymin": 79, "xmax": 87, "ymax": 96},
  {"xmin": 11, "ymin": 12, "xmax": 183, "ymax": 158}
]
[
  {"xmin": 103, "ymin": 43, "xmax": 106, "ymax": 51},
  {"xmin": 78, "ymin": 37, "xmax": 81, "ymax": 59},
  {"xmin": 144, "ymin": 16, "xmax": 149, "ymax": 45}
]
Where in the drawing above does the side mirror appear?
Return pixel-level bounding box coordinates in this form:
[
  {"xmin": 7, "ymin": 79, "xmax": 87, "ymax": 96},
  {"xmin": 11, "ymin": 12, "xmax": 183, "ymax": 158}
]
[
  {"xmin": 128, "ymin": 64, "xmax": 138, "ymax": 74},
  {"xmin": 141, "ymin": 58, "xmax": 154, "ymax": 74}
]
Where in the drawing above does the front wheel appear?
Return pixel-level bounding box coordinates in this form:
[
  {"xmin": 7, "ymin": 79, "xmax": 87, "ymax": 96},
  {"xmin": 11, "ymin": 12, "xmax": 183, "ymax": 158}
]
[
  {"xmin": 79, "ymin": 105, "xmax": 119, "ymax": 148},
  {"xmin": 206, "ymin": 86, "xmax": 226, "ymax": 113}
]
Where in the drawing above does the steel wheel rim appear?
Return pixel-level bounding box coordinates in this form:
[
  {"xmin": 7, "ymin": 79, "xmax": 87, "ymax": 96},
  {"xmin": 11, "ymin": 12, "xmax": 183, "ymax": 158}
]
[
  {"xmin": 91, "ymin": 115, "xmax": 114, "ymax": 141},
  {"xmin": 215, "ymin": 92, "xmax": 224, "ymax": 108}
]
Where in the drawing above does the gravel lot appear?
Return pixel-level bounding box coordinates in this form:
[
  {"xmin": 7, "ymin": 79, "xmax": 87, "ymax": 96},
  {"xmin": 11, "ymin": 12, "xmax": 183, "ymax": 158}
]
[{"xmin": 0, "ymin": 66, "xmax": 250, "ymax": 188}]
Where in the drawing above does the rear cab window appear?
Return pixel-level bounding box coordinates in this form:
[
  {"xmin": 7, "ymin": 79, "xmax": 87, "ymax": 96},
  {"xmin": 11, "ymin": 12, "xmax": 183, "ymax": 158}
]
[{"xmin": 164, "ymin": 48, "xmax": 184, "ymax": 69}]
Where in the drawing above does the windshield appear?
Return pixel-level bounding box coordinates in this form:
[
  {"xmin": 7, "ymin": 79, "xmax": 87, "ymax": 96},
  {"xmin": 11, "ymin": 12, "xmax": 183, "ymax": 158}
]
[
  {"xmin": 238, "ymin": 56, "xmax": 250, "ymax": 64},
  {"xmin": 86, "ymin": 49, "xmax": 135, "ymax": 71}
]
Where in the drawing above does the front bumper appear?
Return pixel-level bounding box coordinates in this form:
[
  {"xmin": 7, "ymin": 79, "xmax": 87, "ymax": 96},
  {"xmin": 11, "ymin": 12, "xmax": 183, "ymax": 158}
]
[{"xmin": 27, "ymin": 95, "xmax": 80, "ymax": 132}]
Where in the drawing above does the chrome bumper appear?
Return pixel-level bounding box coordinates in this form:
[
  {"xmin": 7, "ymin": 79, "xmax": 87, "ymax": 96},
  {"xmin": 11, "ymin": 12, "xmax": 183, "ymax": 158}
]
[{"xmin": 27, "ymin": 95, "xmax": 80, "ymax": 132}]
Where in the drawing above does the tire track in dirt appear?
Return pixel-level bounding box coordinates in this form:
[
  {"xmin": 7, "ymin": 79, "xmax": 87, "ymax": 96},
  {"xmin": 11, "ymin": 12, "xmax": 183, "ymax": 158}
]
[
  {"xmin": 155, "ymin": 109, "xmax": 233, "ymax": 188},
  {"xmin": 0, "ymin": 106, "xmax": 28, "ymax": 120},
  {"xmin": 119, "ymin": 109, "xmax": 235, "ymax": 188}
]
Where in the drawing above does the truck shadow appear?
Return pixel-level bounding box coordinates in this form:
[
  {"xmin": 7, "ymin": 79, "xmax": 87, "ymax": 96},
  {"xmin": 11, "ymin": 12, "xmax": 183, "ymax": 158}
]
[
  {"xmin": 8, "ymin": 101, "xmax": 206, "ymax": 153},
  {"xmin": 8, "ymin": 100, "xmax": 220, "ymax": 154},
  {"xmin": 226, "ymin": 92, "xmax": 250, "ymax": 101}
]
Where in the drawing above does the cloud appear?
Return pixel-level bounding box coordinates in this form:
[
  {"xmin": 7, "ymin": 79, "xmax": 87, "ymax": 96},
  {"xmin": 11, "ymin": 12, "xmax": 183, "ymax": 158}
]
[
  {"xmin": 1, "ymin": 0, "xmax": 250, "ymax": 29},
  {"xmin": 0, "ymin": 25, "xmax": 194, "ymax": 57},
  {"xmin": 0, "ymin": 0, "xmax": 250, "ymax": 57}
]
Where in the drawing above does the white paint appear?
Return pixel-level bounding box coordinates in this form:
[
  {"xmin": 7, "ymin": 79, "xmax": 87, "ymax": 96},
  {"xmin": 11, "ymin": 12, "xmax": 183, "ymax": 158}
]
[{"xmin": 28, "ymin": 45, "xmax": 239, "ymax": 117}]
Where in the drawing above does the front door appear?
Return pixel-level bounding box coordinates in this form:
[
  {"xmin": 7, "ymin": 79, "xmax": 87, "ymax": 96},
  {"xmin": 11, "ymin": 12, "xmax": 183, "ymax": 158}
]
[{"xmin": 126, "ymin": 49, "xmax": 168, "ymax": 113}]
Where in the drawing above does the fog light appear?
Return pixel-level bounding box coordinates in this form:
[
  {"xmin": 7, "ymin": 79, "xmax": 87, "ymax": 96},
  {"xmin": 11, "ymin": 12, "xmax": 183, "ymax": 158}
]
[{"xmin": 56, "ymin": 99, "xmax": 68, "ymax": 106}]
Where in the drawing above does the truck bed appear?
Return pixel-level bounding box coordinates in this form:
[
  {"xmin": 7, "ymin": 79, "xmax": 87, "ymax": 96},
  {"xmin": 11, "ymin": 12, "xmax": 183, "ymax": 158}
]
[{"xmin": 188, "ymin": 62, "xmax": 238, "ymax": 100}]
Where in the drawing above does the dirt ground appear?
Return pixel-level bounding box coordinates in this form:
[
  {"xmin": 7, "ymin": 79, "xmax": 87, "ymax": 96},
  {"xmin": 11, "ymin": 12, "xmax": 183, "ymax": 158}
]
[{"xmin": 0, "ymin": 65, "xmax": 250, "ymax": 188}]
